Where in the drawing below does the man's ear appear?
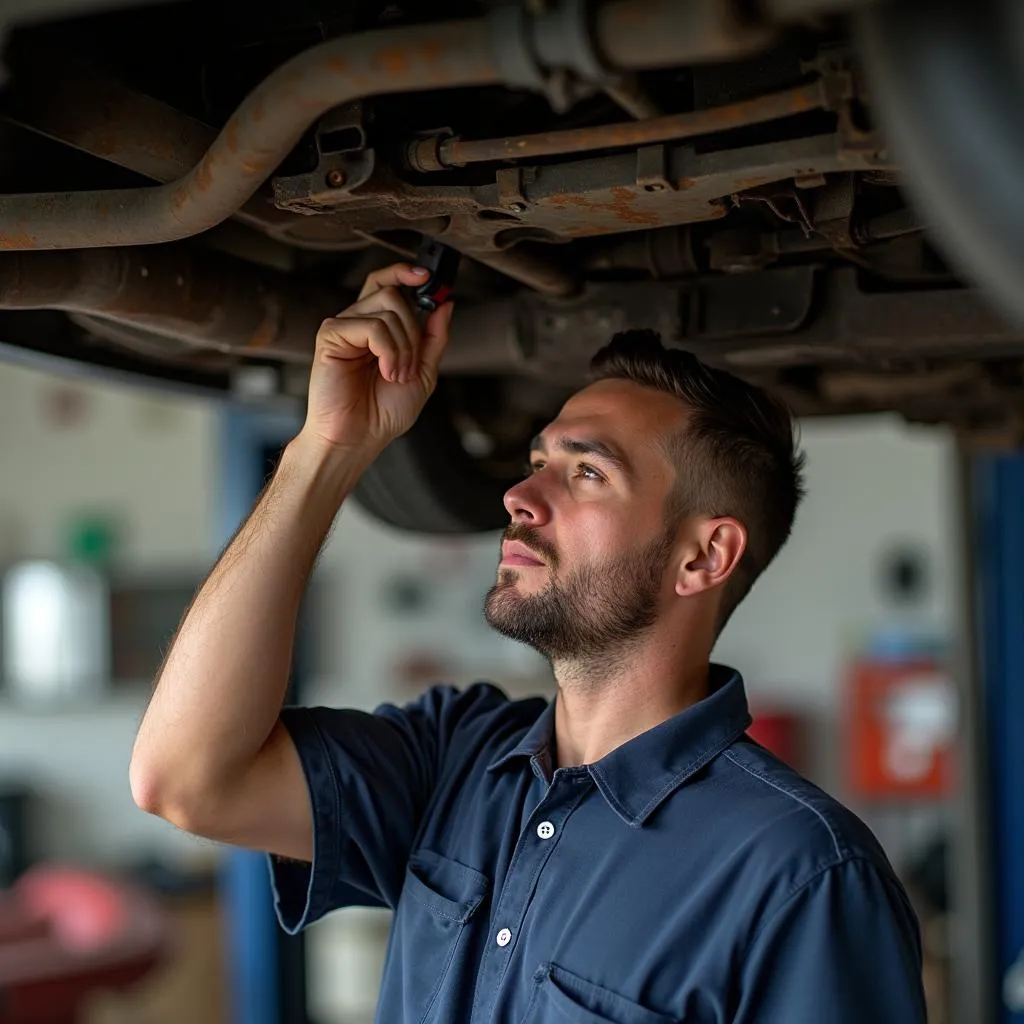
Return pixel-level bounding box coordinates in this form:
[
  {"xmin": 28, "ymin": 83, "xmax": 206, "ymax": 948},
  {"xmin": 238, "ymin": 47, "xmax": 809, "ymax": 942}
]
[{"xmin": 674, "ymin": 517, "xmax": 747, "ymax": 598}]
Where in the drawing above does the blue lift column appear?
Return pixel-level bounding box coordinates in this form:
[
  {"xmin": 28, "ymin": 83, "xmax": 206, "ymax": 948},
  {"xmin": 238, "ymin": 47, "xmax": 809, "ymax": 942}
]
[
  {"xmin": 217, "ymin": 403, "xmax": 308, "ymax": 1024},
  {"xmin": 973, "ymin": 451, "xmax": 1024, "ymax": 1024}
]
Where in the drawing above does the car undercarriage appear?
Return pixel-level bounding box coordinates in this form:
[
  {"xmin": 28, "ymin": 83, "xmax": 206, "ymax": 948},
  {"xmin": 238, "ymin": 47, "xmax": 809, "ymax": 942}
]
[{"xmin": 2, "ymin": 0, "xmax": 1023, "ymax": 530}]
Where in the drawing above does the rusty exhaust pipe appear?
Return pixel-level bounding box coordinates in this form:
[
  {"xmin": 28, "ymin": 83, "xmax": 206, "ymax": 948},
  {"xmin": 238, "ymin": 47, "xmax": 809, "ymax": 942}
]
[
  {"xmin": 0, "ymin": 19, "xmax": 500, "ymax": 251},
  {"xmin": 0, "ymin": 246, "xmax": 341, "ymax": 361},
  {"xmin": 0, "ymin": 0, "xmax": 775, "ymax": 252}
]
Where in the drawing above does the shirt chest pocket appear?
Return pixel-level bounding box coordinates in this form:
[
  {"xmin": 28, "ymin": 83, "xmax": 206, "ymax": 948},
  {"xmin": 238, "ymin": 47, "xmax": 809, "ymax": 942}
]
[
  {"xmin": 521, "ymin": 963, "xmax": 677, "ymax": 1024},
  {"xmin": 393, "ymin": 849, "xmax": 489, "ymax": 1024}
]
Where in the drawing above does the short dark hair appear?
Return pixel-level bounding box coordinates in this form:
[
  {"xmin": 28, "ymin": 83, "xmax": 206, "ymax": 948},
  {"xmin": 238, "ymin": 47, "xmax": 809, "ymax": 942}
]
[{"xmin": 589, "ymin": 329, "xmax": 805, "ymax": 632}]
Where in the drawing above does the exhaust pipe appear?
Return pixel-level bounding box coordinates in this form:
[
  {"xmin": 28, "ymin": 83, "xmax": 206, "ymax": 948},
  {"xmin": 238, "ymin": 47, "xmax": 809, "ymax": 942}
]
[
  {"xmin": 0, "ymin": 246, "xmax": 340, "ymax": 360},
  {"xmin": 0, "ymin": 0, "xmax": 774, "ymax": 252}
]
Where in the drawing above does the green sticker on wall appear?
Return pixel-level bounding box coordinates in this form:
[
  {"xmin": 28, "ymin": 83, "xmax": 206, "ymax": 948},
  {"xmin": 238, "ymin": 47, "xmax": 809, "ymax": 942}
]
[{"xmin": 66, "ymin": 514, "xmax": 118, "ymax": 565}]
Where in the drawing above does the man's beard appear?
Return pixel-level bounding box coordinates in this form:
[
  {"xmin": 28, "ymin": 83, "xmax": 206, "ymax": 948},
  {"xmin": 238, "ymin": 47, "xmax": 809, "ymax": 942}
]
[{"xmin": 484, "ymin": 522, "xmax": 674, "ymax": 663}]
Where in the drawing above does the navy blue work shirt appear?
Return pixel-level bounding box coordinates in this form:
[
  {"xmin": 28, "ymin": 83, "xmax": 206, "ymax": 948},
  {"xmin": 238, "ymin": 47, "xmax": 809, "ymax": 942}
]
[{"xmin": 269, "ymin": 666, "xmax": 926, "ymax": 1023}]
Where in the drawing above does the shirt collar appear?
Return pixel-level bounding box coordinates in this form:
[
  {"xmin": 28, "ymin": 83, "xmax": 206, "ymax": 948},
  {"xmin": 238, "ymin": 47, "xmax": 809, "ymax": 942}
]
[
  {"xmin": 487, "ymin": 664, "xmax": 751, "ymax": 826},
  {"xmin": 487, "ymin": 698, "xmax": 557, "ymax": 783}
]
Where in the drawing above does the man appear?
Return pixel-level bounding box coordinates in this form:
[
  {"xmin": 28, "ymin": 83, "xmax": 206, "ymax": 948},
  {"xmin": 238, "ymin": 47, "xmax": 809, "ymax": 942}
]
[{"xmin": 130, "ymin": 262, "xmax": 926, "ymax": 1023}]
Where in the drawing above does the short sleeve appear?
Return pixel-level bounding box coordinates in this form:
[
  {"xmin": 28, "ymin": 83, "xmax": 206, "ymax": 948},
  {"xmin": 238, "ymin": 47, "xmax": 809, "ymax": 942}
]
[
  {"xmin": 267, "ymin": 682, "xmax": 509, "ymax": 934},
  {"xmin": 733, "ymin": 857, "xmax": 927, "ymax": 1023}
]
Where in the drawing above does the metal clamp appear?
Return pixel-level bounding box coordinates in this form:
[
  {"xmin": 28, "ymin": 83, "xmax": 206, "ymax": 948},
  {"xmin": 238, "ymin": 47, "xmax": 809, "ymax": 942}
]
[{"xmin": 489, "ymin": 0, "xmax": 612, "ymax": 113}]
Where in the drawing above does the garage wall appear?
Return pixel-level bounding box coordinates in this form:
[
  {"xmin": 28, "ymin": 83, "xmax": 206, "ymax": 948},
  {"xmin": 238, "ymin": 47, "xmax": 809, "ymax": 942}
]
[
  {"xmin": 716, "ymin": 415, "xmax": 956, "ymax": 697},
  {"xmin": 0, "ymin": 362, "xmax": 219, "ymax": 867},
  {"xmin": 0, "ymin": 359, "xmax": 959, "ymax": 870},
  {"xmin": 714, "ymin": 415, "xmax": 958, "ymax": 801}
]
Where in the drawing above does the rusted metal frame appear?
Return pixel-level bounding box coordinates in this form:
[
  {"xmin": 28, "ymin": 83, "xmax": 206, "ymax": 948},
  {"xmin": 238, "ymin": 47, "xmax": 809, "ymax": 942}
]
[
  {"xmin": 287, "ymin": 131, "xmax": 891, "ymax": 233},
  {"xmin": 0, "ymin": 18, "xmax": 500, "ymax": 250},
  {"xmin": 270, "ymin": 158, "xmax": 582, "ymax": 294},
  {"xmin": 0, "ymin": 246, "xmax": 338, "ymax": 360},
  {"xmin": 408, "ymin": 79, "xmax": 829, "ymax": 170},
  {"xmin": 271, "ymin": 132, "xmax": 888, "ymax": 290},
  {"xmin": 482, "ymin": 132, "xmax": 891, "ymax": 236},
  {"xmin": 0, "ymin": 0, "xmax": 782, "ymax": 253}
]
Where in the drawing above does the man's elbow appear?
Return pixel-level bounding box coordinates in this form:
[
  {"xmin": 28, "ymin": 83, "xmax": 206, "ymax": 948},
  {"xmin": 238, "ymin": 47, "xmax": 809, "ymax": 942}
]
[{"xmin": 129, "ymin": 755, "xmax": 210, "ymax": 834}]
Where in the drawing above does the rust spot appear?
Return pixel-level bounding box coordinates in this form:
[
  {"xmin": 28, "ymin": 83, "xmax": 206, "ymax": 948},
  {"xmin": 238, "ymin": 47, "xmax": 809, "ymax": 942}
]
[
  {"xmin": 328, "ymin": 55, "xmax": 347, "ymax": 74},
  {"xmin": 602, "ymin": 187, "xmax": 660, "ymax": 226},
  {"xmin": 171, "ymin": 183, "xmax": 191, "ymax": 212},
  {"xmin": 194, "ymin": 152, "xmax": 214, "ymax": 193},
  {"xmin": 371, "ymin": 46, "xmax": 410, "ymax": 78},
  {"xmin": 251, "ymin": 95, "xmax": 266, "ymax": 124},
  {"xmin": 541, "ymin": 187, "xmax": 661, "ymax": 227},
  {"xmin": 0, "ymin": 230, "xmax": 37, "ymax": 250},
  {"xmin": 729, "ymin": 176, "xmax": 776, "ymax": 193},
  {"xmin": 225, "ymin": 117, "xmax": 240, "ymax": 154},
  {"xmin": 419, "ymin": 40, "xmax": 443, "ymax": 64},
  {"xmin": 241, "ymin": 157, "xmax": 270, "ymax": 176},
  {"xmin": 247, "ymin": 297, "xmax": 282, "ymax": 350}
]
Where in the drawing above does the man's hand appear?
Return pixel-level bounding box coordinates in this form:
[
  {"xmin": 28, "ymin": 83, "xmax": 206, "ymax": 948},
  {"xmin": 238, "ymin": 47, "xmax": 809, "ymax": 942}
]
[{"xmin": 298, "ymin": 262, "xmax": 454, "ymax": 458}]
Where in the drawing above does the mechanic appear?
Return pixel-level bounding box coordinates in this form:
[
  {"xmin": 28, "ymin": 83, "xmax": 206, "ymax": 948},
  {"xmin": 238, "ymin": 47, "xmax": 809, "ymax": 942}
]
[{"xmin": 130, "ymin": 261, "xmax": 927, "ymax": 1023}]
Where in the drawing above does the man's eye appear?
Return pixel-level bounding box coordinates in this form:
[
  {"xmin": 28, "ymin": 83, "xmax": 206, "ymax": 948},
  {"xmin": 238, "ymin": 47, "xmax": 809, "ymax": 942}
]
[
  {"xmin": 526, "ymin": 460, "xmax": 545, "ymax": 475},
  {"xmin": 574, "ymin": 463, "xmax": 603, "ymax": 481}
]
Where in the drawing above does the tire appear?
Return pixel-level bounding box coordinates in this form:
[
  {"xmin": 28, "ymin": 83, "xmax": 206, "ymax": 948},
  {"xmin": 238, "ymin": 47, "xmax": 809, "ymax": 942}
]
[
  {"xmin": 352, "ymin": 391, "xmax": 516, "ymax": 534},
  {"xmin": 856, "ymin": 0, "xmax": 1024, "ymax": 324}
]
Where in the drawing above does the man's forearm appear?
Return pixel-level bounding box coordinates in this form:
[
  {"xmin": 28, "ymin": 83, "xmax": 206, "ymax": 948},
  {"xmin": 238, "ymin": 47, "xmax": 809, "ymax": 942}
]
[{"xmin": 130, "ymin": 433, "xmax": 371, "ymax": 818}]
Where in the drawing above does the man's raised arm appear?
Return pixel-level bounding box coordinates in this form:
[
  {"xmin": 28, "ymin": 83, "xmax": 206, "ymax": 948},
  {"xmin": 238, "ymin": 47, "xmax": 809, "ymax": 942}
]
[{"xmin": 128, "ymin": 263, "xmax": 453, "ymax": 861}]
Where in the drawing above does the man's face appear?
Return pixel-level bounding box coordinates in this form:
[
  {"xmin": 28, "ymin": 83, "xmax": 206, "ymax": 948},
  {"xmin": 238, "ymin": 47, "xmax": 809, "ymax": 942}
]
[{"xmin": 484, "ymin": 379, "xmax": 687, "ymax": 662}]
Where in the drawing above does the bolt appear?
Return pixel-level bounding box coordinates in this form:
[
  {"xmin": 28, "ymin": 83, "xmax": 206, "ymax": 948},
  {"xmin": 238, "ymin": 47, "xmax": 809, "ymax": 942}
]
[
  {"xmin": 325, "ymin": 169, "xmax": 346, "ymax": 188},
  {"xmin": 509, "ymin": 202, "xmax": 527, "ymax": 214},
  {"xmin": 644, "ymin": 183, "xmax": 666, "ymax": 193}
]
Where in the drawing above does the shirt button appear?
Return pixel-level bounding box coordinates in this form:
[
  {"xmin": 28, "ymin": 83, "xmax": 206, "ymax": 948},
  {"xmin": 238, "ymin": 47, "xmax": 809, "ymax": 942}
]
[
  {"xmin": 496, "ymin": 928, "xmax": 512, "ymax": 947},
  {"xmin": 536, "ymin": 821, "xmax": 555, "ymax": 840}
]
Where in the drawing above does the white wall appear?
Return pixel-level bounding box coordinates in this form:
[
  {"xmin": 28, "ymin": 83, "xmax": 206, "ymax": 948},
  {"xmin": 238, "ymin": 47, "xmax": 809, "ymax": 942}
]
[
  {"xmin": 0, "ymin": 364, "xmax": 217, "ymax": 567},
  {"xmin": 0, "ymin": 361, "xmax": 220, "ymax": 868},
  {"xmin": 716, "ymin": 414, "xmax": 956, "ymax": 705},
  {"xmin": 713, "ymin": 414, "xmax": 958, "ymax": 805}
]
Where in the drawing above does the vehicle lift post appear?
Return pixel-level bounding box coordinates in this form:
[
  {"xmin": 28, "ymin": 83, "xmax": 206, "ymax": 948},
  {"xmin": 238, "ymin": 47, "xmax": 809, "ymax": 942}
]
[
  {"xmin": 962, "ymin": 448, "xmax": 1024, "ymax": 1024},
  {"xmin": 217, "ymin": 402, "xmax": 309, "ymax": 1024}
]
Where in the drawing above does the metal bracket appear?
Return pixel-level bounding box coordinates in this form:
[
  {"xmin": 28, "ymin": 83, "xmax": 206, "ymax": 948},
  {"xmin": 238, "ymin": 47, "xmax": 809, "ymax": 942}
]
[
  {"xmin": 271, "ymin": 149, "xmax": 376, "ymax": 213},
  {"xmin": 315, "ymin": 101, "xmax": 368, "ymax": 154},
  {"xmin": 496, "ymin": 167, "xmax": 529, "ymax": 212},
  {"xmin": 636, "ymin": 145, "xmax": 674, "ymax": 193},
  {"xmin": 271, "ymin": 100, "xmax": 375, "ymax": 212}
]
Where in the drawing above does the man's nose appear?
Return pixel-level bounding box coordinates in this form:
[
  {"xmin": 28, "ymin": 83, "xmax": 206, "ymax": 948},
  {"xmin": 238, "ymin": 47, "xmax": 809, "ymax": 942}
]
[{"xmin": 502, "ymin": 475, "xmax": 551, "ymax": 525}]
